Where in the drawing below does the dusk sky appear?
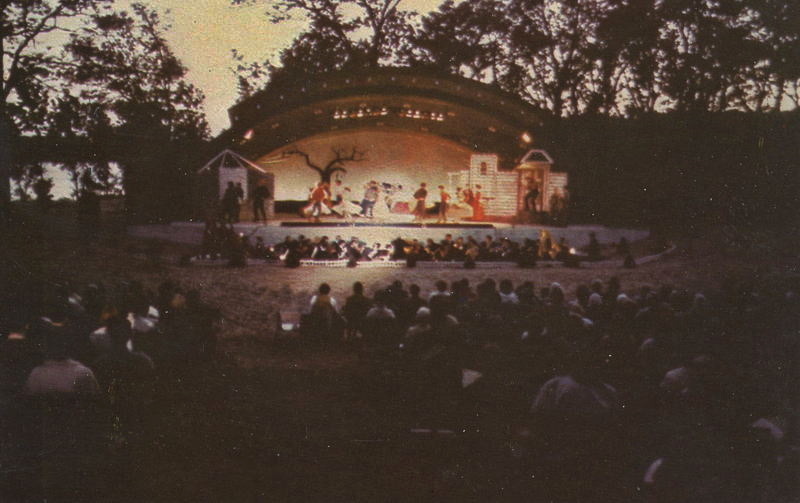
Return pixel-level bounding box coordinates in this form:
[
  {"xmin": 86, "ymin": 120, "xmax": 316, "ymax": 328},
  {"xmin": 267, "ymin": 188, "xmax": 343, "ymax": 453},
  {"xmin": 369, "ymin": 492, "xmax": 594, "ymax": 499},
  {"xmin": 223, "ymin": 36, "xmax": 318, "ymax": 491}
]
[
  {"xmin": 46, "ymin": 0, "xmax": 448, "ymax": 197},
  {"xmin": 142, "ymin": 0, "xmax": 448, "ymax": 134}
]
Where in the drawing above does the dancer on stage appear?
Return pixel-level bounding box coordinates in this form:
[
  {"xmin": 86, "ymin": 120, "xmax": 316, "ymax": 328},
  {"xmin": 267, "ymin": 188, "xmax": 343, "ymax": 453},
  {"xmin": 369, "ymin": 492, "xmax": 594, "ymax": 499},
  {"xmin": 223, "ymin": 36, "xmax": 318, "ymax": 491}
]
[
  {"xmin": 308, "ymin": 181, "xmax": 330, "ymax": 223},
  {"xmin": 374, "ymin": 191, "xmax": 392, "ymax": 220},
  {"xmin": 331, "ymin": 179, "xmax": 344, "ymax": 206},
  {"xmin": 339, "ymin": 187, "xmax": 359, "ymax": 222},
  {"xmin": 360, "ymin": 181, "xmax": 379, "ymax": 218},
  {"xmin": 471, "ymin": 184, "xmax": 485, "ymax": 221},
  {"xmin": 437, "ymin": 185, "xmax": 449, "ymax": 223},
  {"xmin": 330, "ymin": 185, "xmax": 359, "ymax": 222},
  {"xmin": 413, "ymin": 183, "xmax": 428, "ymax": 222}
]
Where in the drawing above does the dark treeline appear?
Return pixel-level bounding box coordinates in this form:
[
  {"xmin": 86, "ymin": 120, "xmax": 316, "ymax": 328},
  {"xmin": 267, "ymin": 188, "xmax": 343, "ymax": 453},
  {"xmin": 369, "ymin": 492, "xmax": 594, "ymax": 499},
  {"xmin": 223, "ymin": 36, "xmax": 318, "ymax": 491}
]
[
  {"xmin": 540, "ymin": 111, "xmax": 800, "ymax": 229},
  {"xmin": 1, "ymin": 2, "xmax": 208, "ymax": 222},
  {"xmin": 236, "ymin": 0, "xmax": 800, "ymax": 117}
]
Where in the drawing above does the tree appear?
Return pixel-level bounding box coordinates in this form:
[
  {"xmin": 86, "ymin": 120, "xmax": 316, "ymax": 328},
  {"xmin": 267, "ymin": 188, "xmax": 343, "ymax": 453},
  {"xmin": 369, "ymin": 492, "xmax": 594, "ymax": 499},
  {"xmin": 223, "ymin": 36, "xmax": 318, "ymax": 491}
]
[
  {"xmin": 285, "ymin": 145, "xmax": 366, "ymax": 183},
  {"xmin": 406, "ymin": 0, "xmax": 510, "ymax": 80},
  {"xmin": 231, "ymin": 0, "xmax": 416, "ymax": 97},
  {"xmin": 63, "ymin": 4, "xmax": 208, "ymax": 142},
  {"xmin": 0, "ymin": 0, "xmax": 116, "ymax": 123},
  {"xmin": 737, "ymin": 0, "xmax": 800, "ymax": 111},
  {"xmin": 413, "ymin": 0, "xmax": 619, "ymax": 116},
  {"xmin": 234, "ymin": 0, "xmax": 798, "ymax": 117},
  {"xmin": 0, "ymin": 0, "xmax": 116, "ymax": 214},
  {"xmin": 59, "ymin": 3, "xmax": 209, "ymax": 221}
]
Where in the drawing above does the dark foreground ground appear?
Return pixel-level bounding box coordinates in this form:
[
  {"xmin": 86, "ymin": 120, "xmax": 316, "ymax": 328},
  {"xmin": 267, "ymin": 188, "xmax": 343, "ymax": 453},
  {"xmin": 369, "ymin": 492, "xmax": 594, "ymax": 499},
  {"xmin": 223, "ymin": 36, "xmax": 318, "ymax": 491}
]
[{"xmin": 2, "ymin": 204, "xmax": 798, "ymax": 502}]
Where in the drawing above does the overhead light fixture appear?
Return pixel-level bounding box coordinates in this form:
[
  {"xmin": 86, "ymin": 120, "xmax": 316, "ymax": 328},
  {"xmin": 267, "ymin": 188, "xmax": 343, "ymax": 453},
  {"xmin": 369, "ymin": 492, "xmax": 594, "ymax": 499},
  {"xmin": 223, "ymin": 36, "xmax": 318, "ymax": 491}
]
[
  {"xmin": 243, "ymin": 129, "xmax": 254, "ymax": 140},
  {"xmin": 521, "ymin": 132, "xmax": 532, "ymax": 143}
]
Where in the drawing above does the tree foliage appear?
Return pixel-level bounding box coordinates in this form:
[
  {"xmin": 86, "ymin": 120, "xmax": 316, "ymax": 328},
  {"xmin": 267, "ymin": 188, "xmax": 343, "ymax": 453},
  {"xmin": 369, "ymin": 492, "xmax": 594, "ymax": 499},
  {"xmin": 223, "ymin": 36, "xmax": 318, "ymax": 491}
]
[
  {"xmin": 62, "ymin": 3, "xmax": 208, "ymax": 143},
  {"xmin": 415, "ymin": 0, "xmax": 800, "ymax": 116},
  {"xmin": 234, "ymin": 0, "xmax": 800, "ymax": 116},
  {"xmin": 231, "ymin": 0, "xmax": 417, "ymax": 98},
  {"xmin": 45, "ymin": 3, "xmax": 209, "ymax": 221},
  {"xmin": 0, "ymin": 0, "xmax": 115, "ymax": 130}
]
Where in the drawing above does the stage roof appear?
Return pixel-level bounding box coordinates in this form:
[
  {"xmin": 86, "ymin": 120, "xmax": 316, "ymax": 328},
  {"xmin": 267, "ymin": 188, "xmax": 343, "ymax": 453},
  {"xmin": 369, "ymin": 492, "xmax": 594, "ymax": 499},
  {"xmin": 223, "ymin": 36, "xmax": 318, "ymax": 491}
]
[{"xmin": 213, "ymin": 67, "xmax": 542, "ymax": 166}]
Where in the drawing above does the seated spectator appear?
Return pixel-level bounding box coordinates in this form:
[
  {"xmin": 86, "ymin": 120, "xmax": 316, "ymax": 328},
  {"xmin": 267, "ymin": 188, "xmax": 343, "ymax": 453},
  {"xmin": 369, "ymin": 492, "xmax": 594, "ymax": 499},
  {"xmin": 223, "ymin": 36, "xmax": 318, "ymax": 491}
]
[
  {"xmin": 527, "ymin": 346, "xmax": 622, "ymax": 500},
  {"xmin": 428, "ymin": 294, "xmax": 459, "ymax": 333},
  {"xmin": 428, "ymin": 280, "xmax": 450, "ymax": 301},
  {"xmin": 304, "ymin": 284, "xmax": 344, "ymax": 341},
  {"xmin": 399, "ymin": 284, "xmax": 427, "ymax": 327},
  {"xmin": 22, "ymin": 320, "xmax": 103, "ymax": 501},
  {"xmin": 365, "ymin": 291, "xmax": 396, "ymax": 321},
  {"xmin": 405, "ymin": 306, "xmax": 432, "ymax": 347},
  {"xmin": 385, "ymin": 280, "xmax": 408, "ymax": 314},
  {"xmin": 25, "ymin": 321, "xmax": 99, "ymax": 397},
  {"xmin": 363, "ymin": 291, "xmax": 397, "ymax": 345},
  {"xmin": 499, "ymin": 279, "xmax": 520, "ymax": 305},
  {"xmin": 92, "ymin": 316, "xmax": 155, "ymax": 437},
  {"xmin": 343, "ymin": 282, "xmax": 372, "ymax": 339},
  {"xmin": 309, "ymin": 283, "xmax": 339, "ymax": 313},
  {"xmin": 573, "ymin": 284, "xmax": 591, "ymax": 312}
]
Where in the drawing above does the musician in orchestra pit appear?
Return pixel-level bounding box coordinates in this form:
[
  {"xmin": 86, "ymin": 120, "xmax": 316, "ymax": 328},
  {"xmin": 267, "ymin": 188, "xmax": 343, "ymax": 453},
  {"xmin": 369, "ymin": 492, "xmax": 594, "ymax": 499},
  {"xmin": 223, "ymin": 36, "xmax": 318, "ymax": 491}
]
[{"xmin": 413, "ymin": 183, "xmax": 428, "ymax": 222}]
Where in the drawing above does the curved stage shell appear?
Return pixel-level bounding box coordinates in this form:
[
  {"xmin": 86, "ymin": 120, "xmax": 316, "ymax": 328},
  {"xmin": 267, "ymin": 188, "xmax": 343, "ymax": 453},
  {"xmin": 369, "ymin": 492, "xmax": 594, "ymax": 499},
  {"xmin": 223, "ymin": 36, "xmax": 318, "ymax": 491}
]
[{"xmin": 211, "ymin": 68, "xmax": 543, "ymax": 200}]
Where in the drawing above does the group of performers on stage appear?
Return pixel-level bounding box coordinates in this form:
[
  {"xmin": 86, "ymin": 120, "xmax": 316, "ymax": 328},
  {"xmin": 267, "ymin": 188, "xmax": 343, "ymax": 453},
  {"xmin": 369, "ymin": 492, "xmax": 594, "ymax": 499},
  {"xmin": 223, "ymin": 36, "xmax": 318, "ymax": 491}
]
[{"xmin": 303, "ymin": 179, "xmax": 485, "ymax": 223}]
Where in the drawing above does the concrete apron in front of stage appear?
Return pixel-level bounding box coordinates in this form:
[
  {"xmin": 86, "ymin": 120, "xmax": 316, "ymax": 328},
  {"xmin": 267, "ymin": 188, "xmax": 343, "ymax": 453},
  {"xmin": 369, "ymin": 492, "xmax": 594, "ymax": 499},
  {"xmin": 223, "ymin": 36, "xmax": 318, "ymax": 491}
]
[{"xmin": 128, "ymin": 221, "xmax": 649, "ymax": 248}]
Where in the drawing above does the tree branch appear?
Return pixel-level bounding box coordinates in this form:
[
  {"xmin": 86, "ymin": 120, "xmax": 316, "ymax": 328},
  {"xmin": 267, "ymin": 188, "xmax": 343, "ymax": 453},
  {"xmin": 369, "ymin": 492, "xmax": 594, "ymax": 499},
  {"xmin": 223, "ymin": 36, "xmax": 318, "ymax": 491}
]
[
  {"xmin": 325, "ymin": 145, "xmax": 365, "ymax": 171},
  {"xmin": 3, "ymin": 2, "xmax": 66, "ymax": 101},
  {"xmin": 285, "ymin": 146, "xmax": 323, "ymax": 173}
]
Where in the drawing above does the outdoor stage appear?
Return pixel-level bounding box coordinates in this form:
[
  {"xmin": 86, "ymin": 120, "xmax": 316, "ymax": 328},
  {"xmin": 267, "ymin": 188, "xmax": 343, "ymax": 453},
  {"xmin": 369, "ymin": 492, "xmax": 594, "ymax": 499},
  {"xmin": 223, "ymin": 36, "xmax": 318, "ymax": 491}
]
[{"xmin": 128, "ymin": 214, "xmax": 649, "ymax": 249}]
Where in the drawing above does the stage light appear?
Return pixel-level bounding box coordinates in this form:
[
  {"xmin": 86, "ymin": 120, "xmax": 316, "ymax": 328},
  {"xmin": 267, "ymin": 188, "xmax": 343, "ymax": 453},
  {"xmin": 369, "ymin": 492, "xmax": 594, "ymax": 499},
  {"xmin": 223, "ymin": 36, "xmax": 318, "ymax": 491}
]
[
  {"xmin": 521, "ymin": 132, "xmax": 532, "ymax": 143},
  {"xmin": 243, "ymin": 129, "xmax": 254, "ymax": 140}
]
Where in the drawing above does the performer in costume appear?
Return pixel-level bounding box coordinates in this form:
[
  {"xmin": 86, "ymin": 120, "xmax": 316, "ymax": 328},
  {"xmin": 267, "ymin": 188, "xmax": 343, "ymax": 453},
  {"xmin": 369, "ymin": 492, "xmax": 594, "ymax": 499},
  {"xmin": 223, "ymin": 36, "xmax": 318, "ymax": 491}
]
[
  {"xmin": 437, "ymin": 185, "xmax": 450, "ymax": 223},
  {"xmin": 524, "ymin": 180, "xmax": 540, "ymax": 213},
  {"xmin": 413, "ymin": 183, "xmax": 428, "ymax": 222},
  {"xmin": 338, "ymin": 187, "xmax": 359, "ymax": 222},
  {"xmin": 309, "ymin": 181, "xmax": 329, "ymax": 223},
  {"xmin": 471, "ymin": 184, "xmax": 484, "ymax": 221},
  {"xmin": 251, "ymin": 181, "xmax": 270, "ymax": 222},
  {"xmin": 331, "ymin": 179, "xmax": 345, "ymax": 206},
  {"xmin": 329, "ymin": 179, "xmax": 348, "ymax": 220},
  {"xmin": 360, "ymin": 181, "xmax": 379, "ymax": 218},
  {"xmin": 391, "ymin": 185, "xmax": 411, "ymax": 214}
]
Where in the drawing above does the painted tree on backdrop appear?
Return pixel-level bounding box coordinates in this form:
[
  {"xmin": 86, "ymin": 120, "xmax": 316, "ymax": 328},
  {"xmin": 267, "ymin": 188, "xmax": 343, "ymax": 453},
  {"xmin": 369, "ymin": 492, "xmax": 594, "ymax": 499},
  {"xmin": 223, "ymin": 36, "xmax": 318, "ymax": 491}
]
[{"xmin": 284, "ymin": 146, "xmax": 367, "ymax": 184}]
